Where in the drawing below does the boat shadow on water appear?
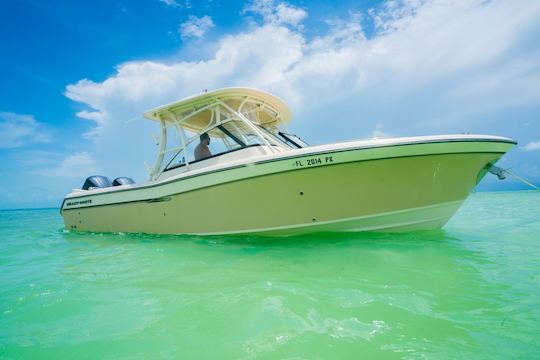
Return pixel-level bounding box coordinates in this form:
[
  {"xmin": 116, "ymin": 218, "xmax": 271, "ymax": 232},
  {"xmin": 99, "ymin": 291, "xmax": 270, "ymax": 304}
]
[
  {"xmin": 198, "ymin": 228, "xmax": 452, "ymax": 245},
  {"xmin": 59, "ymin": 226, "xmax": 461, "ymax": 249}
]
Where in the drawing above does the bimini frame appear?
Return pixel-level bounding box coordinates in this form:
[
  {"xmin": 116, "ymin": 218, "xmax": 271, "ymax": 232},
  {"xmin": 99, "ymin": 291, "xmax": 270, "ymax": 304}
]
[{"xmin": 143, "ymin": 88, "xmax": 292, "ymax": 181}]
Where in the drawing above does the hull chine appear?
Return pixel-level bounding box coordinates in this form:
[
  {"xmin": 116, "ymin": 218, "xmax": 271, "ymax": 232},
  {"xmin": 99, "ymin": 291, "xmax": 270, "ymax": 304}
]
[{"xmin": 212, "ymin": 200, "xmax": 464, "ymax": 236}]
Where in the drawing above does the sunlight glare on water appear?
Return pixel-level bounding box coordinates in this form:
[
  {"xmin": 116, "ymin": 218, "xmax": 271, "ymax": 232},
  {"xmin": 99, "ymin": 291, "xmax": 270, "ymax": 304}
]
[{"xmin": 1, "ymin": 191, "xmax": 539, "ymax": 359}]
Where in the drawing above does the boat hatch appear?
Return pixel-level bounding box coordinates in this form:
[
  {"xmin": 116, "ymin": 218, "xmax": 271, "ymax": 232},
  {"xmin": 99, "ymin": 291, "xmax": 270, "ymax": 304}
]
[{"xmin": 142, "ymin": 88, "xmax": 295, "ymax": 180}]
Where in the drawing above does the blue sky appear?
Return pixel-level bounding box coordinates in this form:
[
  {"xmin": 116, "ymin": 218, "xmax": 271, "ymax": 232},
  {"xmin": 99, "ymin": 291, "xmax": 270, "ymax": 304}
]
[{"xmin": 1, "ymin": 0, "xmax": 539, "ymax": 209}]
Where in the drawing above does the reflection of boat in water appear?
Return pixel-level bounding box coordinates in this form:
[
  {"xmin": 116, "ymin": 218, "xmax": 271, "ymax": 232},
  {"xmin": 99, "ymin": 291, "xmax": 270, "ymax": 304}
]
[{"xmin": 61, "ymin": 87, "xmax": 516, "ymax": 235}]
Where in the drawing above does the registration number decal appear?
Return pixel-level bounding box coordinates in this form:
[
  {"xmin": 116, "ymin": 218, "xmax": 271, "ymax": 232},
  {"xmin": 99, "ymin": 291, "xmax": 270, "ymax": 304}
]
[{"xmin": 292, "ymin": 156, "xmax": 333, "ymax": 168}]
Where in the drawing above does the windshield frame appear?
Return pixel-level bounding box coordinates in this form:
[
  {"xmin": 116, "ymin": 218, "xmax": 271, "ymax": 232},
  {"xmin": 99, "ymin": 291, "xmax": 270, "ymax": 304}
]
[
  {"xmin": 278, "ymin": 131, "xmax": 308, "ymax": 148},
  {"xmin": 256, "ymin": 125, "xmax": 294, "ymax": 149}
]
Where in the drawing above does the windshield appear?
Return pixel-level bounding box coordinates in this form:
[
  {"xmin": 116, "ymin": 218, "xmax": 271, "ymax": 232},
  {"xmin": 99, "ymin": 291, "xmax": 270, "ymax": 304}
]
[{"xmin": 162, "ymin": 119, "xmax": 283, "ymax": 171}]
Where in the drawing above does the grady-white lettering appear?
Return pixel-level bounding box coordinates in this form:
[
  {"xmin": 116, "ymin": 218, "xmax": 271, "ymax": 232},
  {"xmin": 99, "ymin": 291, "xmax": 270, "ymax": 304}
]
[{"xmin": 66, "ymin": 199, "xmax": 92, "ymax": 207}]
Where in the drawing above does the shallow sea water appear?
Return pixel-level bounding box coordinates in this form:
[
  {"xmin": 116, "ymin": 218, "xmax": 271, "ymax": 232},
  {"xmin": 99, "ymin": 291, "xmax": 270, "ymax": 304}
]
[{"xmin": 1, "ymin": 191, "xmax": 539, "ymax": 359}]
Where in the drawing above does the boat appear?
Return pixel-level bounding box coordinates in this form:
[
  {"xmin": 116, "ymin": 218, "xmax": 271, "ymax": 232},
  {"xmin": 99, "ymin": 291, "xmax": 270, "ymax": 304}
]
[{"xmin": 61, "ymin": 87, "xmax": 516, "ymax": 235}]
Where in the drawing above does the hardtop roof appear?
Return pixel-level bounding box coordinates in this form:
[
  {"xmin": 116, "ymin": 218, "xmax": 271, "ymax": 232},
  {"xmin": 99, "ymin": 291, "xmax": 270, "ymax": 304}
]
[{"xmin": 143, "ymin": 87, "xmax": 292, "ymax": 129}]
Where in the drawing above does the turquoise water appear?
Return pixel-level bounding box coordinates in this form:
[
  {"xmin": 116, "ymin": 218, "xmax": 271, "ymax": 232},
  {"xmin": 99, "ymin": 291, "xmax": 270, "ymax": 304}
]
[{"xmin": 1, "ymin": 191, "xmax": 539, "ymax": 359}]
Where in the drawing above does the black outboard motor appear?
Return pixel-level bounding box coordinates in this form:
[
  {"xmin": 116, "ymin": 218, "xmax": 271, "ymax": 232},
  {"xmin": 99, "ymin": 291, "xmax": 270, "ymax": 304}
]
[
  {"xmin": 112, "ymin": 177, "xmax": 135, "ymax": 186},
  {"xmin": 82, "ymin": 175, "xmax": 112, "ymax": 190}
]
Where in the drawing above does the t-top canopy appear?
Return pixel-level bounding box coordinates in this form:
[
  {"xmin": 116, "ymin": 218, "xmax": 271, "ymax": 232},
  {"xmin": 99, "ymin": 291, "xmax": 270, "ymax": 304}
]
[{"xmin": 143, "ymin": 87, "xmax": 292, "ymax": 132}]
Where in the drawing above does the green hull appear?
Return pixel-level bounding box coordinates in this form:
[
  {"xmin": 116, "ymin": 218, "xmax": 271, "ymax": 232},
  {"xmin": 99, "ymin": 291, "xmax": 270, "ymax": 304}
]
[{"xmin": 62, "ymin": 140, "xmax": 513, "ymax": 235}]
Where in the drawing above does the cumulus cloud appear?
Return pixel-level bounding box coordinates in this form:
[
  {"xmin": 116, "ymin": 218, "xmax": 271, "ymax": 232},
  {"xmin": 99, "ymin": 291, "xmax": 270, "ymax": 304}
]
[
  {"xmin": 65, "ymin": 24, "xmax": 304, "ymax": 122},
  {"xmin": 179, "ymin": 15, "xmax": 214, "ymax": 39},
  {"xmin": 66, "ymin": 0, "xmax": 540, "ymax": 129},
  {"xmin": 76, "ymin": 110, "xmax": 105, "ymax": 124},
  {"xmin": 522, "ymin": 140, "xmax": 540, "ymax": 151},
  {"xmin": 40, "ymin": 152, "xmax": 100, "ymax": 177},
  {"xmin": 64, "ymin": 0, "xmax": 540, "ymax": 179},
  {"xmin": 369, "ymin": 0, "xmax": 426, "ymax": 34},
  {"xmin": 0, "ymin": 112, "xmax": 52, "ymax": 148},
  {"xmin": 243, "ymin": 0, "xmax": 307, "ymax": 28}
]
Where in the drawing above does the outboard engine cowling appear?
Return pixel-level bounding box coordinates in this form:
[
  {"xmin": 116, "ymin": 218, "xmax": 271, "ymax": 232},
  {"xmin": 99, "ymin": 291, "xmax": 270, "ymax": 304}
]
[
  {"xmin": 82, "ymin": 175, "xmax": 112, "ymax": 190},
  {"xmin": 112, "ymin": 177, "xmax": 135, "ymax": 186}
]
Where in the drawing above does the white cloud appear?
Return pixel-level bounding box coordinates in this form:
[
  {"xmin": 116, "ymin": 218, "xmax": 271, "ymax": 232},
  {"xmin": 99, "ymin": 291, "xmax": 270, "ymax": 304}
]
[
  {"xmin": 0, "ymin": 112, "xmax": 52, "ymax": 148},
  {"xmin": 75, "ymin": 110, "xmax": 106, "ymax": 140},
  {"xmin": 160, "ymin": 0, "xmax": 177, "ymax": 5},
  {"xmin": 160, "ymin": 0, "xmax": 192, "ymax": 8},
  {"xmin": 40, "ymin": 152, "xmax": 100, "ymax": 177},
  {"xmin": 64, "ymin": 0, "xmax": 540, "ymax": 179},
  {"xmin": 369, "ymin": 0, "xmax": 426, "ymax": 34},
  {"xmin": 522, "ymin": 140, "xmax": 540, "ymax": 151},
  {"xmin": 65, "ymin": 24, "xmax": 304, "ymax": 121},
  {"xmin": 76, "ymin": 110, "xmax": 105, "ymax": 124},
  {"xmin": 179, "ymin": 15, "xmax": 214, "ymax": 39},
  {"xmin": 371, "ymin": 123, "xmax": 391, "ymax": 138},
  {"xmin": 11, "ymin": 150, "xmax": 62, "ymax": 168},
  {"xmin": 243, "ymin": 0, "xmax": 307, "ymax": 29},
  {"xmin": 275, "ymin": 3, "xmax": 307, "ymax": 28}
]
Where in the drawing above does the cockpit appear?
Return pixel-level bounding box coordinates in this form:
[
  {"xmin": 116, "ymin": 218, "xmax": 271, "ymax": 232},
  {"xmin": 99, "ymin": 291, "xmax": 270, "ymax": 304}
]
[{"xmin": 142, "ymin": 88, "xmax": 308, "ymax": 181}]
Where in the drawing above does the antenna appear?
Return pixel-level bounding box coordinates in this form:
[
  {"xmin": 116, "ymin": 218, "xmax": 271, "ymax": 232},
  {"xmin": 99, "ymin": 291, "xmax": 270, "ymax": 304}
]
[{"xmin": 124, "ymin": 114, "xmax": 144, "ymax": 124}]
